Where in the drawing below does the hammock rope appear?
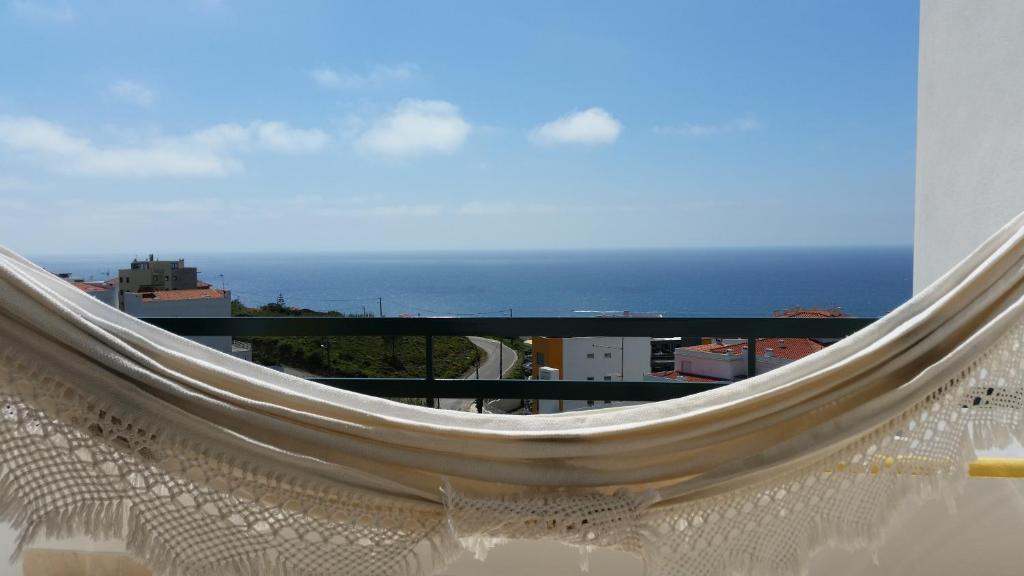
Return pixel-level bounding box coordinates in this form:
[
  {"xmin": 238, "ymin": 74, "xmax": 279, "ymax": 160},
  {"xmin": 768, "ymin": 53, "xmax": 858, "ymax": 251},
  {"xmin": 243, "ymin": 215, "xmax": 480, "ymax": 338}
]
[{"xmin": 1, "ymin": 211, "xmax": 1023, "ymax": 575}]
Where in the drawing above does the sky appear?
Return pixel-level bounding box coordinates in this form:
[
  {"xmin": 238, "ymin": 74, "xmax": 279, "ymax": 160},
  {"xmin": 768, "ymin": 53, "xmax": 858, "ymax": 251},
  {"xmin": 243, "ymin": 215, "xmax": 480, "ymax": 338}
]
[{"xmin": 0, "ymin": 0, "xmax": 920, "ymax": 255}]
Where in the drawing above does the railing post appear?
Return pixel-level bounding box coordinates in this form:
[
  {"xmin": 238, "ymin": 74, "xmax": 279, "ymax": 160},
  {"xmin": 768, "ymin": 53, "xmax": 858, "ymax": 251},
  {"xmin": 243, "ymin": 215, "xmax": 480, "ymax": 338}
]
[
  {"xmin": 425, "ymin": 335, "xmax": 435, "ymax": 408},
  {"xmin": 747, "ymin": 336, "xmax": 757, "ymax": 378}
]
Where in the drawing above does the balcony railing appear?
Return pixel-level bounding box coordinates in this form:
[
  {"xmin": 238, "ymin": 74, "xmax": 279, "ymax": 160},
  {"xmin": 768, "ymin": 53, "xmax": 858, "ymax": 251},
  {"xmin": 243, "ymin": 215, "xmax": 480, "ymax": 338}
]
[{"xmin": 144, "ymin": 316, "xmax": 876, "ymax": 404}]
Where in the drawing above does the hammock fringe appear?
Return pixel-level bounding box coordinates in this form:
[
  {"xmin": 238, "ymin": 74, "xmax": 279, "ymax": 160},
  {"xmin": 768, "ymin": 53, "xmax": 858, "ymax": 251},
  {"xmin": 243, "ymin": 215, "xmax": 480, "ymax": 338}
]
[
  {"xmin": 0, "ymin": 321, "xmax": 1023, "ymax": 576},
  {"xmin": 2, "ymin": 211, "xmax": 1024, "ymax": 576}
]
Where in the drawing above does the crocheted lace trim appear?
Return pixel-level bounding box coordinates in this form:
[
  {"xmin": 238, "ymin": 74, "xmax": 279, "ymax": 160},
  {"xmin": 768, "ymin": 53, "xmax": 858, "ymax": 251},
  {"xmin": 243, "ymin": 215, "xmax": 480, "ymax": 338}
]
[{"xmin": 0, "ymin": 318, "xmax": 1021, "ymax": 575}]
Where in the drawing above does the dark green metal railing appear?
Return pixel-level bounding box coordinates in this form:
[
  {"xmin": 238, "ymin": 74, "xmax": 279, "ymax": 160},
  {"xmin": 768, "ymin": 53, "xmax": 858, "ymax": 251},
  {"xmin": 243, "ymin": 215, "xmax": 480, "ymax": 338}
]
[{"xmin": 143, "ymin": 316, "xmax": 875, "ymax": 403}]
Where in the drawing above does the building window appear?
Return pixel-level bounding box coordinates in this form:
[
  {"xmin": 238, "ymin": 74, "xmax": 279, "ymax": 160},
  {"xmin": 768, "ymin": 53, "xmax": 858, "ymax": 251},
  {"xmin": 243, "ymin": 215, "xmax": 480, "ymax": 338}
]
[
  {"xmin": 603, "ymin": 352, "xmax": 612, "ymax": 359},
  {"xmin": 536, "ymin": 353, "xmax": 545, "ymax": 366},
  {"xmin": 586, "ymin": 353, "xmax": 595, "ymax": 359},
  {"xmin": 586, "ymin": 376, "xmax": 595, "ymax": 381},
  {"xmin": 603, "ymin": 376, "xmax": 613, "ymax": 381},
  {"xmin": 152, "ymin": 274, "xmax": 160, "ymax": 283},
  {"xmin": 587, "ymin": 400, "xmax": 595, "ymax": 406}
]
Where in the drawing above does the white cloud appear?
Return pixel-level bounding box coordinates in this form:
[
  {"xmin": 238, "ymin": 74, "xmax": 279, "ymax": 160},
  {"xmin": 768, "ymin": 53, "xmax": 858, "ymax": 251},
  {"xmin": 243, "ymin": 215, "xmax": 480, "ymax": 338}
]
[
  {"xmin": 274, "ymin": 195, "xmax": 442, "ymax": 217},
  {"xmin": 9, "ymin": 0, "xmax": 73, "ymax": 22},
  {"xmin": 188, "ymin": 123, "xmax": 251, "ymax": 149},
  {"xmin": 355, "ymin": 99, "xmax": 471, "ymax": 157},
  {"xmin": 252, "ymin": 121, "xmax": 329, "ymax": 153},
  {"xmin": 357, "ymin": 204, "xmax": 442, "ymax": 217},
  {"xmin": 457, "ymin": 202, "xmax": 559, "ymax": 216},
  {"xmin": 108, "ymin": 80, "xmax": 156, "ymax": 108},
  {"xmin": 309, "ymin": 64, "xmax": 417, "ymax": 90},
  {"xmin": 93, "ymin": 198, "xmax": 225, "ymax": 216},
  {"xmin": 0, "ymin": 116, "xmax": 330, "ymax": 178},
  {"xmin": 0, "ymin": 175, "xmax": 34, "ymax": 192},
  {"xmin": 187, "ymin": 121, "xmax": 329, "ymax": 153},
  {"xmin": 654, "ymin": 116, "xmax": 760, "ymax": 136},
  {"xmin": 529, "ymin": 107, "xmax": 622, "ymax": 146}
]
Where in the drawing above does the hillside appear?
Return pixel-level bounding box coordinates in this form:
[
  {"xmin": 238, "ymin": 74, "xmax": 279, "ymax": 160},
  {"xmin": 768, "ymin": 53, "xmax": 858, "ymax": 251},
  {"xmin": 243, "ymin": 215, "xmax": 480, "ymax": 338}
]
[{"xmin": 232, "ymin": 300, "xmax": 480, "ymax": 379}]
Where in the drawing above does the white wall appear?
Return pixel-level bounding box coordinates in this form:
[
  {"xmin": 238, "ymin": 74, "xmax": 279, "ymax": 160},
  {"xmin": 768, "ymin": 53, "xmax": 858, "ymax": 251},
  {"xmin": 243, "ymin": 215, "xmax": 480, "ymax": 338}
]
[
  {"xmin": 560, "ymin": 337, "xmax": 650, "ymax": 382},
  {"xmin": 86, "ymin": 287, "xmax": 118, "ymax": 308},
  {"xmin": 538, "ymin": 337, "xmax": 650, "ymax": 414},
  {"xmin": 673, "ymin": 348, "xmax": 791, "ymax": 380},
  {"xmin": 675, "ymin": 350, "xmax": 746, "ymax": 380},
  {"xmin": 914, "ymin": 0, "xmax": 1024, "ymax": 292},
  {"xmin": 122, "ymin": 291, "xmax": 232, "ymax": 353}
]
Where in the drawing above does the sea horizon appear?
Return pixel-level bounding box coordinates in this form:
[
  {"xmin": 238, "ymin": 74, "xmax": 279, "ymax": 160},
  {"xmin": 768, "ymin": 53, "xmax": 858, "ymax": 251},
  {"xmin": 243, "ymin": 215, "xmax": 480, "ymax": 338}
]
[{"xmin": 33, "ymin": 246, "xmax": 913, "ymax": 319}]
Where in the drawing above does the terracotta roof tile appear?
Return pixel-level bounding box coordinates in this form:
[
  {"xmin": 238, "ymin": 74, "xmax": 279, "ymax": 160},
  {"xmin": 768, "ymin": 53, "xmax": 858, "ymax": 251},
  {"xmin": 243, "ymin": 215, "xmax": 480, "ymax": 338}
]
[
  {"xmin": 772, "ymin": 307, "xmax": 847, "ymax": 318},
  {"xmin": 684, "ymin": 338, "xmax": 826, "ymax": 362},
  {"xmin": 138, "ymin": 288, "xmax": 226, "ymax": 302},
  {"xmin": 650, "ymin": 370, "xmax": 722, "ymax": 383},
  {"xmin": 72, "ymin": 282, "xmax": 113, "ymax": 293}
]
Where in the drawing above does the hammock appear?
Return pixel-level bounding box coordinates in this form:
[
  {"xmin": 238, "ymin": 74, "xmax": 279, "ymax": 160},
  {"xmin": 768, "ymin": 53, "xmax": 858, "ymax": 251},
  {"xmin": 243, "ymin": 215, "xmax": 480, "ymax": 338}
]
[{"xmin": 1, "ymin": 212, "xmax": 1023, "ymax": 576}]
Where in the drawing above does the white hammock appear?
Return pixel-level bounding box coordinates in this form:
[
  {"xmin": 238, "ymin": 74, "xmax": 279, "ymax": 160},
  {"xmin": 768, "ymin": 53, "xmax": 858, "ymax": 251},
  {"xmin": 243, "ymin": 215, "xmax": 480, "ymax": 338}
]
[{"xmin": 1, "ymin": 212, "xmax": 1024, "ymax": 576}]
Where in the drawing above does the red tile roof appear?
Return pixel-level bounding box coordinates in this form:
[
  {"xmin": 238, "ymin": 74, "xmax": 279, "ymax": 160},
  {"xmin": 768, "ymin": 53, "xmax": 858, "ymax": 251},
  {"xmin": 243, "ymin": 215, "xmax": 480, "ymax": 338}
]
[
  {"xmin": 72, "ymin": 282, "xmax": 113, "ymax": 293},
  {"xmin": 684, "ymin": 338, "xmax": 826, "ymax": 362},
  {"xmin": 650, "ymin": 370, "xmax": 721, "ymax": 383},
  {"xmin": 138, "ymin": 288, "xmax": 226, "ymax": 302},
  {"xmin": 772, "ymin": 307, "xmax": 847, "ymax": 318}
]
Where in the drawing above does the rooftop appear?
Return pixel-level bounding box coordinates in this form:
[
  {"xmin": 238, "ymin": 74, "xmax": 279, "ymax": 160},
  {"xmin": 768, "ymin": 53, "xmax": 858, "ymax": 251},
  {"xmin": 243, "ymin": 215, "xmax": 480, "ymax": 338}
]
[
  {"xmin": 772, "ymin": 307, "xmax": 847, "ymax": 319},
  {"xmin": 685, "ymin": 337, "xmax": 826, "ymax": 362},
  {"xmin": 649, "ymin": 370, "xmax": 721, "ymax": 383},
  {"xmin": 136, "ymin": 288, "xmax": 227, "ymax": 302},
  {"xmin": 72, "ymin": 281, "xmax": 113, "ymax": 293}
]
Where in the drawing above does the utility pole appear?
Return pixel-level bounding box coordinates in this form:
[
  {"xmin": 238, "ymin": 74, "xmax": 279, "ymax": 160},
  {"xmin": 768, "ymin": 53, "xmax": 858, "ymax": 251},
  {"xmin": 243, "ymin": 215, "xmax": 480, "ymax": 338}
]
[
  {"xmin": 378, "ymin": 296, "xmax": 384, "ymax": 318},
  {"xmin": 475, "ymin": 347, "xmax": 483, "ymax": 413}
]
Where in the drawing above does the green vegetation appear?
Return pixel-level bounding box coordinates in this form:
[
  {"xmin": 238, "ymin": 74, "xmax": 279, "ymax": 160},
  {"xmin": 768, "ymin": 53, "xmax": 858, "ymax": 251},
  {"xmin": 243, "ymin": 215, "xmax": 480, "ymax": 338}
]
[
  {"xmin": 485, "ymin": 336, "xmax": 531, "ymax": 379},
  {"xmin": 232, "ymin": 300, "xmax": 480, "ymax": 379}
]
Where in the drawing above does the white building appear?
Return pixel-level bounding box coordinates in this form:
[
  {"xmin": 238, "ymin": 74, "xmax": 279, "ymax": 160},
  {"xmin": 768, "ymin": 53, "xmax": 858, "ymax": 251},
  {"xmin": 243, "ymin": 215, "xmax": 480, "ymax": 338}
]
[
  {"xmin": 71, "ymin": 280, "xmax": 118, "ymax": 307},
  {"xmin": 62, "ymin": 260, "xmax": 253, "ymax": 363},
  {"xmin": 121, "ymin": 287, "xmax": 237, "ymax": 356},
  {"xmin": 531, "ymin": 336, "xmax": 651, "ymax": 413},
  {"xmin": 665, "ymin": 337, "xmax": 826, "ymax": 381}
]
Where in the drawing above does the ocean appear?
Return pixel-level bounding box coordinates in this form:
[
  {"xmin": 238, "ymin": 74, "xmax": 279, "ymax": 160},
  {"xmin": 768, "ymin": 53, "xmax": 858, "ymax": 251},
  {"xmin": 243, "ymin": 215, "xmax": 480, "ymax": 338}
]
[{"xmin": 33, "ymin": 247, "xmax": 913, "ymax": 318}]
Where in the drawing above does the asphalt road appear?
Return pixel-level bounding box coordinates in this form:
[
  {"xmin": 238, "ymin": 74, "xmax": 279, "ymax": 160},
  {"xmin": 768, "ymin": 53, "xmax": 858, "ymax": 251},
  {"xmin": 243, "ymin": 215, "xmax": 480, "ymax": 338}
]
[{"xmin": 439, "ymin": 337, "xmax": 518, "ymax": 411}]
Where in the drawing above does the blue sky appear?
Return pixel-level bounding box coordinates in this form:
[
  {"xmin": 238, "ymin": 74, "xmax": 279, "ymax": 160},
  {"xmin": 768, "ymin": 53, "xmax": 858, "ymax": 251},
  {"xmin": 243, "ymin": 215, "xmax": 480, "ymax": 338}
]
[{"xmin": 0, "ymin": 1, "xmax": 920, "ymax": 254}]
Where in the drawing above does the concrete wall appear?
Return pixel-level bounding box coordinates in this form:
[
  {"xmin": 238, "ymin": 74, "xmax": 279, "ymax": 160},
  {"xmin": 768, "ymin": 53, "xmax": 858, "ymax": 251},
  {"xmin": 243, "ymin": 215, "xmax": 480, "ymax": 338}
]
[
  {"xmin": 122, "ymin": 292, "xmax": 232, "ymax": 353},
  {"xmin": 536, "ymin": 337, "xmax": 650, "ymax": 414},
  {"xmin": 531, "ymin": 337, "xmax": 563, "ymax": 379},
  {"xmin": 560, "ymin": 337, "xmax": 650, "ymax": 382},
  {"xmin": 85, "ymin": 287, "xmax": 118, "ymax": 308},
  {"xmin": 914, "ymin": 0, "xmax": 1024, "ymax": 292},
  {"xmin": 673, "ymin": 348, "xmax": 791, "ymax": 380},
  {"xmin": 119, "ymin": 259, "xmax": 197, "ymax": 291}
]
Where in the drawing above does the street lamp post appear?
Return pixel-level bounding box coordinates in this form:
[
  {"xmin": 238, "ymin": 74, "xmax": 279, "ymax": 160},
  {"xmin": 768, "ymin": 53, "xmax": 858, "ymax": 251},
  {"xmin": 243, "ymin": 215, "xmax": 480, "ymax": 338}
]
[{"xmin": 320, "ymin": 338, "xmax": 332, "ymax": 373}]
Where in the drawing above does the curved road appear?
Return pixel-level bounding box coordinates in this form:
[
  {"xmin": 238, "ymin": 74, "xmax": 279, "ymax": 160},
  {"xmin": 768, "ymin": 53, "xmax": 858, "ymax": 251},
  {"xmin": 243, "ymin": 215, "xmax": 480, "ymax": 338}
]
[{"xmin": 439, "ymin": 337, "xmax": 517, "ymax": 411}]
